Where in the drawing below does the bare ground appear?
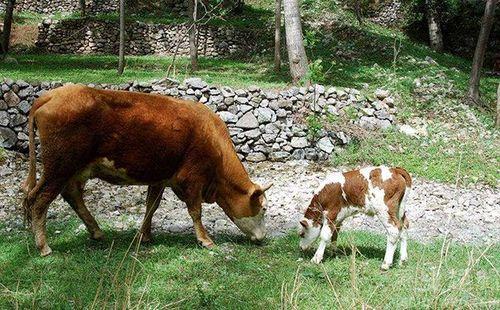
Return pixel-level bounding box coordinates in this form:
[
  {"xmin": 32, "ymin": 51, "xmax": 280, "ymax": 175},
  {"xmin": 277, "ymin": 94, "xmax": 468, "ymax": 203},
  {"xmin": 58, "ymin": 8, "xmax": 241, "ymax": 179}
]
[{"xmin": 0, "ymin": 151, "xmax": 498, "ymax": 244}]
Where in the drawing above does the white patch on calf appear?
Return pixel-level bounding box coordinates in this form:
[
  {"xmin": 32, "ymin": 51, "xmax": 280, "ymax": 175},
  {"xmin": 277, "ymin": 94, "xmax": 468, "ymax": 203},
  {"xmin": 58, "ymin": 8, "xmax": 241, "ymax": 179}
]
[
  {"xmin": 315, "ymin": 172, "xmax": 347, "ymax": 201},
  {"xmin": 380, "ymin": 166, "xmax": 392, "ymax": 182},
  {"xmin": 336, "ymin": 206, "xmax": 360, "ymax": 223}
]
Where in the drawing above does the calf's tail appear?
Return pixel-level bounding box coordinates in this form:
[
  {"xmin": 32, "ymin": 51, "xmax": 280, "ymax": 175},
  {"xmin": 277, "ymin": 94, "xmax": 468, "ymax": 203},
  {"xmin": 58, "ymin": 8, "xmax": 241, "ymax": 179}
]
[{"xmin": 394, "ymin": 167, "xmax": 412, "ymax": 228}]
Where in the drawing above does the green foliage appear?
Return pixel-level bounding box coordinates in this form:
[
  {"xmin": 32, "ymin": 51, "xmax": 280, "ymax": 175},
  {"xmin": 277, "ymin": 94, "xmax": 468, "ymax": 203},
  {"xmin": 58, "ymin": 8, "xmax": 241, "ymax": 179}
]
[
  {"xmin": 306, "ymin": 113, "xmax": 323, "ymax": 139},
  {"xmin": 0, "ymin": 222, "xmax": 498, "ymax": 308}
]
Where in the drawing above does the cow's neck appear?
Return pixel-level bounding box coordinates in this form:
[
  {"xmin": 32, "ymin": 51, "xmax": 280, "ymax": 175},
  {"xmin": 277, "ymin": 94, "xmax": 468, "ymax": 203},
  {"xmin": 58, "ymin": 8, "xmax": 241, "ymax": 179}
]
[{"xmin": 215, "ymin": 151, "xmax": 254, "ymax": 214}]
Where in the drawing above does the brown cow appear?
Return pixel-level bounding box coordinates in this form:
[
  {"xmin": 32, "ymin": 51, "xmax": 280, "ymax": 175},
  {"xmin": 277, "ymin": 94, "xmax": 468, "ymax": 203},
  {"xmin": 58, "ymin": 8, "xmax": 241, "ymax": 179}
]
[{"xmin": 22, "ymin": 84, "xmax": 271, "ymax": 256}]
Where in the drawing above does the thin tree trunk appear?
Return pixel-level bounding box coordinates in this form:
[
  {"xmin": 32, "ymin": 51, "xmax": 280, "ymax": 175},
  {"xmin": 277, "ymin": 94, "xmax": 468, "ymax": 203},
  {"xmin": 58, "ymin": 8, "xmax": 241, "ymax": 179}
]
[
  {"xmin": 79, "ymin": 0, "xmax": 86, "ymax": 17},
  {"xmin": 425, "ymin": 0, "xmax": 443, "ymax": 52},
  {"xmin": 354, "ymin": 0, "xmax": 363, "ymax": 26},
  {"xmin": 496, "ymin": 83, "xmax": 500, "ymax": 128},
  {"xmin": 283, "ymin": 0, "xmax": 308, "ymax": 84},
  {"xmin": 468, "ymin": 0, "xmax": 498, "ymax": 103},
  {"xmin": 274, "ymin": 0, "xmax": 281, "ymax": 72},
  {"xmin": 188, "ymin": 0, "xmax": 198, "ymax": 71},
  {"xmin": 1, "ymin": 0, "xmax": 16, "ymax": 57},
  {"xmin": 117, "ymin": 0, "xmax": 125, "ymax": 75}
]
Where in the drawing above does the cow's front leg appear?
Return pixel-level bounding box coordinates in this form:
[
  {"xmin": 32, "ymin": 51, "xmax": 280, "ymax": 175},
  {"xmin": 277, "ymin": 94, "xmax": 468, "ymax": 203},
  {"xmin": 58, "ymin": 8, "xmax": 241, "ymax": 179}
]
[
  {"xmin": 187, "ymin": 200, "xmax": 214, "ymax": 248},
  {"xmin": 140, "ymin": 184, "xmax": 165, "ymax": 243}
]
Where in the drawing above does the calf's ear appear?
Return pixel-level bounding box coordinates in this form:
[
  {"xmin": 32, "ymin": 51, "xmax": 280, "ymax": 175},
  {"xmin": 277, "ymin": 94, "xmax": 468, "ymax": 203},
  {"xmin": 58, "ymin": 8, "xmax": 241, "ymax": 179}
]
[{"xmin": 300, "ymin": 219, "xmax": 308, "ymax": 228}]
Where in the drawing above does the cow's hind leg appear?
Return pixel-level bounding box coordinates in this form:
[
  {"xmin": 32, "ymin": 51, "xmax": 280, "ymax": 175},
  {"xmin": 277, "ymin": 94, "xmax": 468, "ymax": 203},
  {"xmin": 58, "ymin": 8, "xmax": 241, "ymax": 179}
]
[
  {"xmin": 28, "ymin": 177, "xmax": 65, "ymax": 256},
  {"xmin": 61, "ymin": 178, "xmax": 104, "ymax": 241},
  {"xmin": 399, "ymin": 213, "xmax": 409, "ymax": 266},
  {"xmin": 140, "ymin": 184, "xmax": 165, "ymax": 243}
]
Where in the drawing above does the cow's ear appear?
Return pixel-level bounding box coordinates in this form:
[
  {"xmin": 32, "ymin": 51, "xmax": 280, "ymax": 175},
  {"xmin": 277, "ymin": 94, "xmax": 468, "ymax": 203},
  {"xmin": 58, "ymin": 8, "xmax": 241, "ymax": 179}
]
[
  {"xmin": 261, "ymin": 183, "xmax": 273, "ymax": 192},
  {"xmin": 300, "ymin": 219, "xmax": 309, "ymax": 228},
  {"xmin": 251, "ymin": 183, "xmax": 272, "ymax": 199}
]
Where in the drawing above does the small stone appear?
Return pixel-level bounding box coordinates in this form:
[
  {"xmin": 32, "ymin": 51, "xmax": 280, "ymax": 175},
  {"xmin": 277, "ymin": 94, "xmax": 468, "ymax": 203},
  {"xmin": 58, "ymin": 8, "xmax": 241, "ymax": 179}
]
[
  {"xmin": 375, "ymin": 89, "xmax": 390, "ymax": 100},
  {"xmin": 317, "ymin": 137, "xmax": 334, "ymax": 153},
  {"xmin": 290, "ymin": 137, "xmax": 308, "ymax": 149},
  {"xmin": 268, "ymin": 151, "xmax": 290, "ymax": 162},
  {"xmin": 235, "ymin": 112, "xmax": 259, "ymax": 129},
  {"xmin": 246, "ymin": 152, "xmax": 266, "ymax": 162},
  {"xmin": 4, "ymin": 91, "xmax": 20, "ymax": 107},
  {"xmin": 184, "ymin": 77, "xmax": 207, "ymax": 89},
  {"xmin": 0, "ymin": 127, "xmax": 17, "ymax": 148},
  {"xmin": 217, "ymin": 111, "xmax": 238, "ymax": 123},
  {"xmin": 254, "ymin": 107, "xmax": 275, "ymax": 123}
]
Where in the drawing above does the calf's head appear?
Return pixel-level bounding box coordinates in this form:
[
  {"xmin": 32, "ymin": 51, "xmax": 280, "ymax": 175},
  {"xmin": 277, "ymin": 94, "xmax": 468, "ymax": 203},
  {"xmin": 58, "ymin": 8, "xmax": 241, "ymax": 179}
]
[
  {"xmin": 220, "ymin": 183, "xmax": 272, "ymax": 242},
  {"xmin": 299, "ymin": 200, "xmax": 323, "ymax": 250}
]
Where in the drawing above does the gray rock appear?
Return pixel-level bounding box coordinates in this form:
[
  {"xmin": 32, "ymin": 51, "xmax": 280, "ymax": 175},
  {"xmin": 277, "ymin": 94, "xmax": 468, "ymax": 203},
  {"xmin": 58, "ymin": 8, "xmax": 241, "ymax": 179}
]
[
  {"xmin": 254, "ymin": 107, "xmax": 275, "ymax": 123},
  {"xmin": 246, "ymin": 152, "xmax": 266, "ymax": 162},
  {"xmin": 359, "ymin": 116, "xmax": 391, "ymax": 130},
  {"xmin": 375, "ymin": 89, "xmax": 390, "ymax": 100},
  {"xmin": 0, "ymin": 127, "xmax": 17, "ymax": 148},
  {"xmin": 18, "ymin": 100, "xmax": 32, "ymax": 114},
  {"xmin": 317, "ymin": 137, "xmax": 334, "ymax": 153},
  {"xmin": 244, "ymin": 129, "xmax": 261, "ymax": 139},
  {"xmin": 4, "ymin": 91, "xmax": 20, "ymax": 107},
  {"xmin": 235, "ymin": 96, "xmax": 249, "ymax": 104},
  {"xmin": 268, "ymin": 151, "xmax": 290, "ymax": 162},
  {"xmin": 235, "ymin": 112, "xmax": 259, "ymax": 129},
  {"xmin": 290, "ymin": 137, "xmax": 308, "ymax": 149},
  {"xmin": 0, "ymin": 100, "xmax": 7, "ymax": 110},
  {"xmin": 217, "ymin": 111, "xmax": 238, "ymax": 123},
  {"xmin": 184, "ymin": 78, "xmax": 207, "ymax": 89},
  {"xmin": 0, "ymin": 111, "xmax": 9, "ymax": 126},
  {"xmin": 9, "ymin": 114, "xmax": 27, "ymax": 127}
]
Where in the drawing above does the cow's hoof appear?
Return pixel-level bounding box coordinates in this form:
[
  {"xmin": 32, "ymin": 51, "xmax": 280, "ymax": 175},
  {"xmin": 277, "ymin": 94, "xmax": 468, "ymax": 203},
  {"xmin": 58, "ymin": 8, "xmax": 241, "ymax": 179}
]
[
  {"xmin": 398, "ymin": 259, "xmax": 408, "ymax": 267},
  {"xmin": 380, "ymin": 263, "xmax": 390, "ymax": 271},
  {"xmin": 200, "ymin": 240, "xmax": 215, "ymax": 249},
  {"xmin": 310, "ymin": 255, "xmax": 323, "ymax": 264},
  {"xmin": 40, "ymin": 245, "xmax": 52, "ymax": 257},
  {"xmin": 91, "ymin": 230, "xmax": 105, "ymax": 241}
]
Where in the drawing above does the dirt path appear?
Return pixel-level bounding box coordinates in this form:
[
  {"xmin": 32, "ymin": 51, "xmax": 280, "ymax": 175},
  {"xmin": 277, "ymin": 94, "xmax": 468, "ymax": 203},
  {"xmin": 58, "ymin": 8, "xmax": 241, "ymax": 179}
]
[{"xmin": 1, "ymin": 151, "xmax": 498, "ymax": 244}]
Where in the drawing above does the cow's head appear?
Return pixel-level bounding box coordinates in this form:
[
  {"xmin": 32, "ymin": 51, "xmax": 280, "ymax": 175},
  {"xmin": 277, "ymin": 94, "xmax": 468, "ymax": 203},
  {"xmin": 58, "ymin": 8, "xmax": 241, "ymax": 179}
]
[{"xmin": 221, "ymin": 183, "xmax": 272, "ymax": 242}]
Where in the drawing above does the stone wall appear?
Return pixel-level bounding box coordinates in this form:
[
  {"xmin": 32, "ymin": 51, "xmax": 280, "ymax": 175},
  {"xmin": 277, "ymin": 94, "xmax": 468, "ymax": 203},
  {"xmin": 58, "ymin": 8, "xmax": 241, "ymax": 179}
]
[
  {"xmin": 367, "ymin": 0, "xmax": 403, "ymax": 27},
  {"xmin": 0, "ymin": 78, "xmax": 397, "ymax": 162},
  {"xmin": 0, "ymin": 0, "xmax": 187, "ymax": 15},
  {"xmin": 36, "ymin": 18, "xmax": 262, "ymax": 57}
]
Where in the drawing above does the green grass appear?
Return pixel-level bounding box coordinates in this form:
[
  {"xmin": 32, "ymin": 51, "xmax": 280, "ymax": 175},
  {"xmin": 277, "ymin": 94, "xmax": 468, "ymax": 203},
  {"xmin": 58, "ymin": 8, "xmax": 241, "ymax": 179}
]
[
  {"xmin": 0, "ymin": 220, "xmax": 498, "ymax": 308},
  {"xmin": 0, "ymin": 54, "xmax": 288, "ymax": 89},
  {"xmin": 331, "ymin": 127, "xmax": 499, "ymax": 186}
]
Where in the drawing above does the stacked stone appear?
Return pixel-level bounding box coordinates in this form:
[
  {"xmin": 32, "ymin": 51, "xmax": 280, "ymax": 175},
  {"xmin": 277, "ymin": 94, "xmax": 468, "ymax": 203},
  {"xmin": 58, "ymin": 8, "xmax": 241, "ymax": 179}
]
[
  {"xmin": 368, "ymin": 1, "xmax": 403, "ymax": 27},
  {"xmin": 36, "ymin": 19, "xmax": 260, "ymax": 57},
  {"xmin": 0, "ymin": 78, "xmax": 397, "ymax": 162},
  {"xmin": 0, "ymin": 0, "xmax": 118, "ymax": 14}
]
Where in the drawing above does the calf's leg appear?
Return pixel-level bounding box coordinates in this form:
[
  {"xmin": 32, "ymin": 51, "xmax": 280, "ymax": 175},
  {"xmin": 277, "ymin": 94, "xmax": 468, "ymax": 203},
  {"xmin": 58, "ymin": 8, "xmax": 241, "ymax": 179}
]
[
  {"xmin": 381, "ymin": 221, "xmax": 400, "ymax": 271},
  {"xmin": 311, "ymin": 218, "xmax": 333, "ymax": 264},
  {"xmin": 140, "ymin": 184, "xmax": 165, "ymax": 243},
  {"xmin": 61, "ymin": 179, "xmax": 104, "ymax": 240},
  {"xmin": 399, "ymin": 214, "xmax": 410, "ymax": 265}
]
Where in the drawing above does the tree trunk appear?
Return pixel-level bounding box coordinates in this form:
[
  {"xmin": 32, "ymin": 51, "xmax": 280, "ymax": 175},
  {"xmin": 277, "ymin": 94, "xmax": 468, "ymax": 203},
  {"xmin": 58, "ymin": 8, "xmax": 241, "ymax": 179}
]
[
  {"xmin": 496, "ymin": 83, "xmax": 500, "ymax": 128},
  {"xmin": 188, "ymin": 0, "xmax": 198, "ymax": 71},
  {"xmin": 274, "ymin": 0, "xmax": 281, "ymax": 72},
  {"xmin": 354, "ymin": 0, "xmax": 363, "ymax": 26},
  {"xmin": 1, "ymin": 0, "xmax": 16, "ymax": 57},
  {"xmin": 117, "ymin": 0, "xmax": 125, "ymax": 75},
  {"xmin": 425, "ymin": 0, "xmax": 443, "ymax": 52},
  {"xmin": 468, "ymin": 0, "xmax": 498, "ymax": 104},
  {"xmin": 79, "ymin": 0, "xmax": 86, "ymax": 17},
  {"xmin": 283, "ymin": 0, "xmax": 308, "ymax": 84}
]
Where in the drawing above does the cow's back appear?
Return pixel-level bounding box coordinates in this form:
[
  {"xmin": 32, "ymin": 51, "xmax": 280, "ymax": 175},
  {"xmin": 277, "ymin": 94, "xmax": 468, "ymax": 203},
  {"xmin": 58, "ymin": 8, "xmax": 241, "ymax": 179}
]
[{"xmin": 34, "ymin": 84, "xmax": 228, "ymax": 184}]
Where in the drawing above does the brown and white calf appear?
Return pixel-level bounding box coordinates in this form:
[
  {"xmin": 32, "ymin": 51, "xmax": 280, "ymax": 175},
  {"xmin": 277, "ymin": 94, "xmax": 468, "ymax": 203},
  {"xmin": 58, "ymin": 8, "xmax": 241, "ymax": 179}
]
[{"xmin": 299, "ymin": 166, "xmax": 411, "ymax": 270}]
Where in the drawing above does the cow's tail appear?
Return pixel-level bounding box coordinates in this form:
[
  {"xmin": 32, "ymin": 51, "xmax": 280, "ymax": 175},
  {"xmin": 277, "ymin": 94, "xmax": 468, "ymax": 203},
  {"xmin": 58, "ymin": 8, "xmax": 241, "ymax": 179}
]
[
  {"xmin": 394, "ymin": 167, "xmax": 412, "ymax": 228},
  {"xmin": 22, "ymin": 93, "xmax": 51, "ymax": 226}
]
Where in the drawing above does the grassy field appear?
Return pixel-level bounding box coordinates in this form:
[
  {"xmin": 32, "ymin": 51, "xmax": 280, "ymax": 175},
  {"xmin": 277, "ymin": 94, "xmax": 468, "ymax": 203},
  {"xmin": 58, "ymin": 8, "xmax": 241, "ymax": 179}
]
[{"xmin": 0, "ymin": 220, "xmax": 498, "ymax": 309}]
